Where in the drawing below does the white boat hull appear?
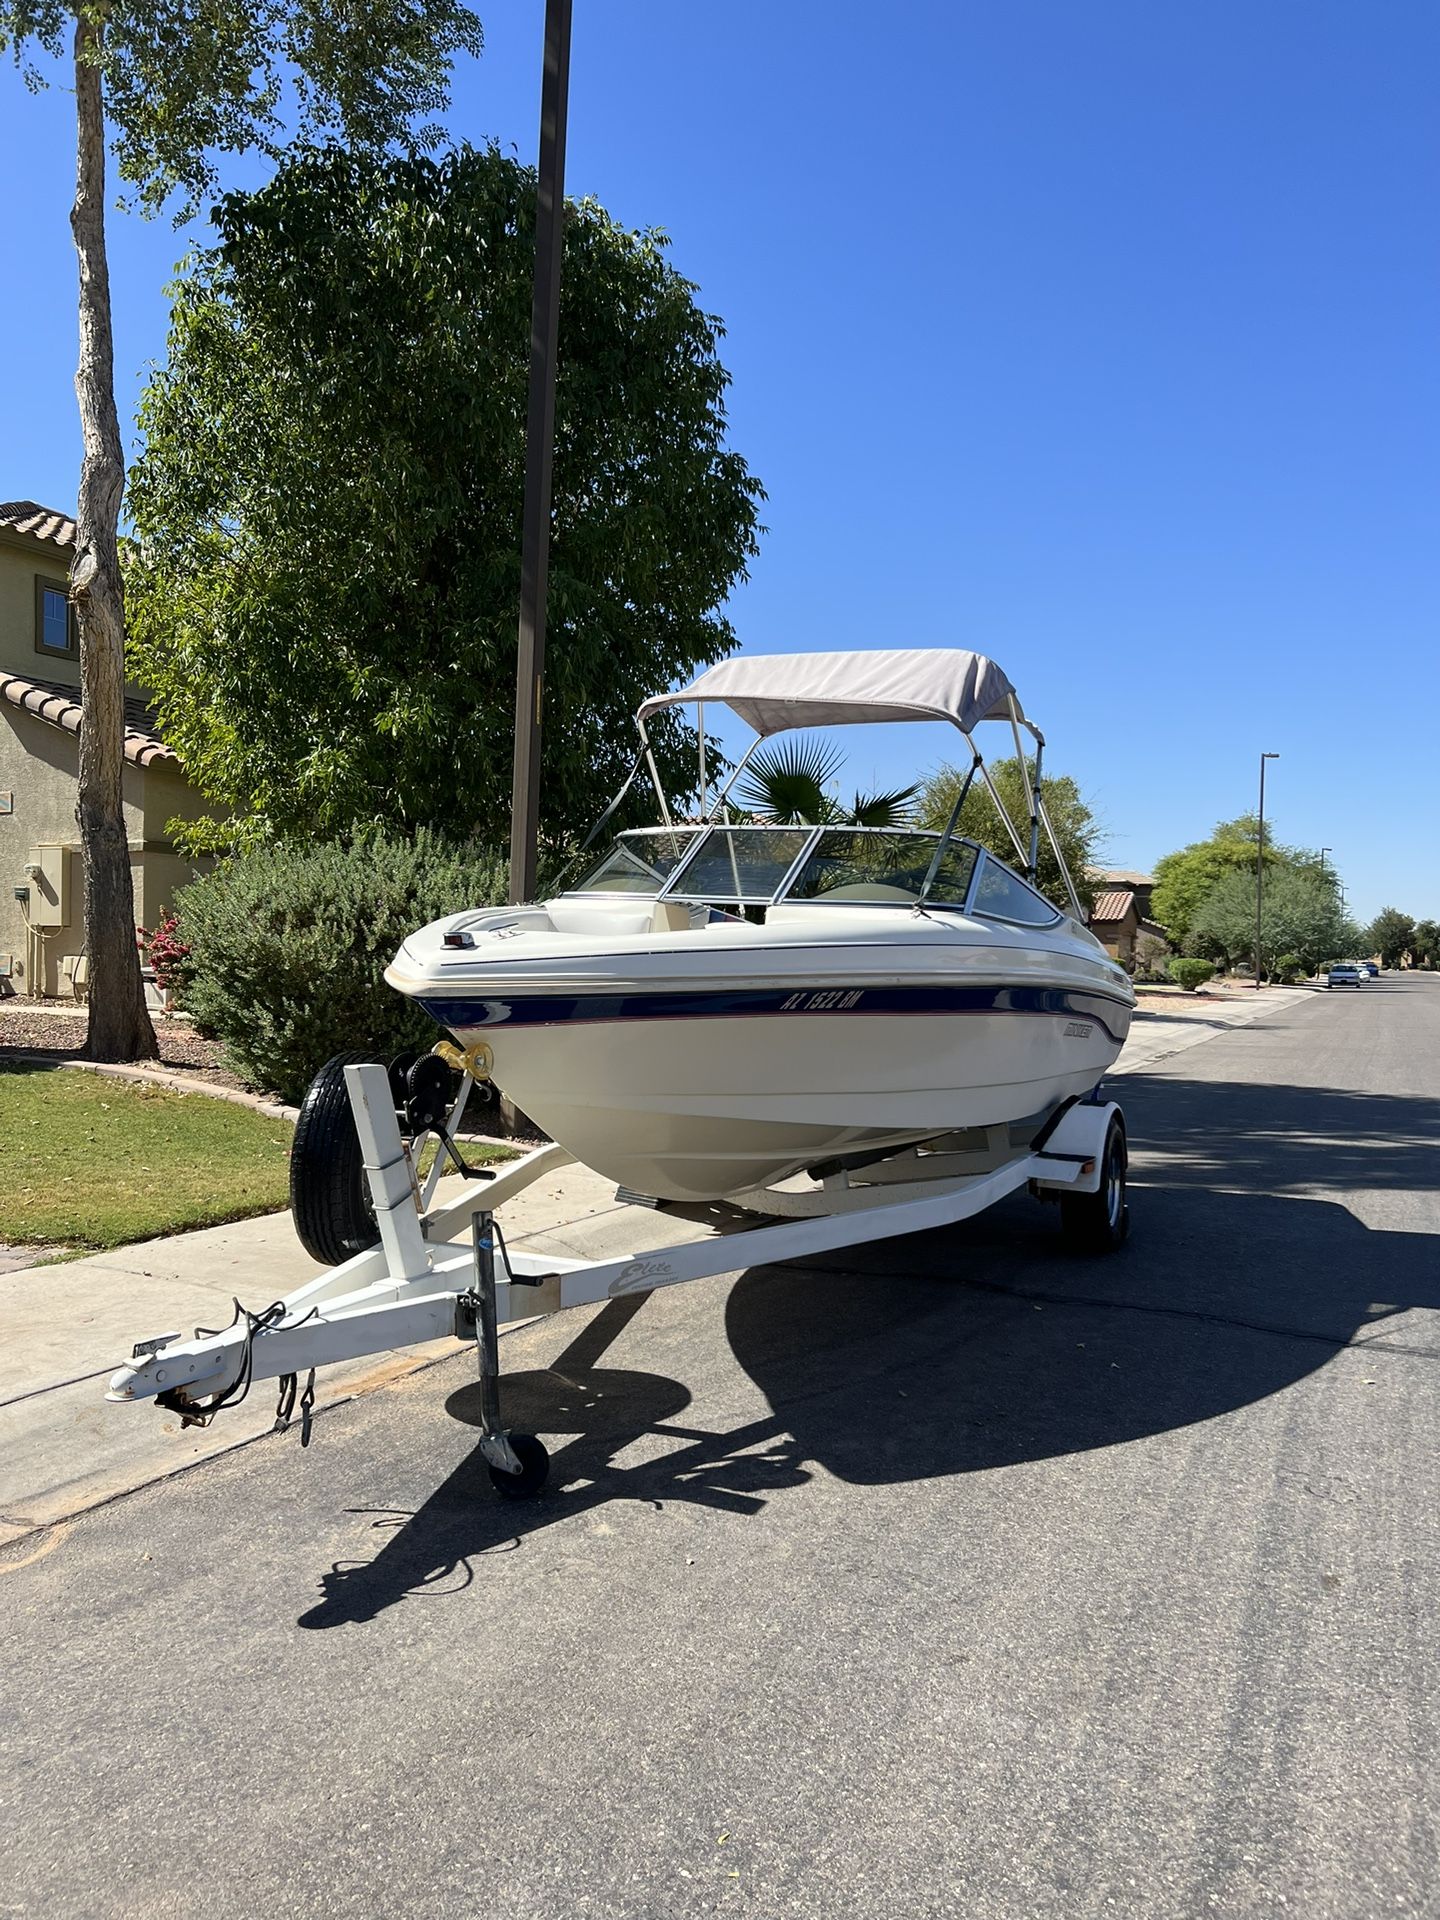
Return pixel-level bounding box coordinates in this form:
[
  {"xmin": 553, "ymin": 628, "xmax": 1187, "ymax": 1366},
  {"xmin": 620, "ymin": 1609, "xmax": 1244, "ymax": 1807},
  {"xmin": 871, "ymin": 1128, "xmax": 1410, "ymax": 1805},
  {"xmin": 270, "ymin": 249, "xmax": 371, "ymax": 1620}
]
[
  {"xmin": 391, "ymin": 899, "xmax": 1132, "ymax": 1200},
  {"xmin": 434, "ymin": 996, "xmax": 1126, "ymax": 1199}
]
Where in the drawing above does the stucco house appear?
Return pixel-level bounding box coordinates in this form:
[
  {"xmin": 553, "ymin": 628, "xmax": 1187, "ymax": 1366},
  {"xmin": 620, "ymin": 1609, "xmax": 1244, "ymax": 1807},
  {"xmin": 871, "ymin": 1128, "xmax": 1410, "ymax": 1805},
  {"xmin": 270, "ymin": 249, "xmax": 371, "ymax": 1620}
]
[
  {"xmin": 0, "ymin": 500, "xmax": 207, "ymax": 999},
  {"xmin": 1088, "ymin": 870, "xmax": 1168, "ymax": 970}
]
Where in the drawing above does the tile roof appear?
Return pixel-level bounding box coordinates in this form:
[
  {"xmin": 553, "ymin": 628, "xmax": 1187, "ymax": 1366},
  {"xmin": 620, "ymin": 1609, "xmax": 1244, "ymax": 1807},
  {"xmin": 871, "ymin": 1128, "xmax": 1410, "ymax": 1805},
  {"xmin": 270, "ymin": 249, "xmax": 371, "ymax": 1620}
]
[
  {"xmin": 1090, "ymin": 888, "xmax": 1137, "ymax": 923},
  {"xmin": 0, "ymin": 500, "xmax": 77, "ymax": 550},
  {"xmin": 0, "ymin": 671, "xmax": 180, "ymax": 769},
  {"xmin": 1092, "ymin": 868, "xmax": 1154, "ymax": 887}
]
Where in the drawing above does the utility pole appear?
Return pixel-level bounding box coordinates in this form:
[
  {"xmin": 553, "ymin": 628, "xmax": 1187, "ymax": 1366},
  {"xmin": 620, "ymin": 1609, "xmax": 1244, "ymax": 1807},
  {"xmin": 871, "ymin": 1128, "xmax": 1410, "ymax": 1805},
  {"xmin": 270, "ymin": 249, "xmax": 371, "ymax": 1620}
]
[
  {"xmin": 508, "ymin": 0, "xmax": 573, "ymax": 905},
  {"xmin": 1255, "ymin": 752, "xmax": 1279, "ymax": 988}
]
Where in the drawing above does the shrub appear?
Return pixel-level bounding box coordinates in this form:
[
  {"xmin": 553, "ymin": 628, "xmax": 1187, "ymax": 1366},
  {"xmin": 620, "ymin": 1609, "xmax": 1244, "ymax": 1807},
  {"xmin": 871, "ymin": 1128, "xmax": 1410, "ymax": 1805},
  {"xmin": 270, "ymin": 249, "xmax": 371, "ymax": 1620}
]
[
  {"xmin": 175, "ymin": 830, "xmax": 509, "ymax": 1102},
  {"xmin": 1274, "ymin": 952, "xmax": 1305, "ymax": 984},
  {"xmin": 1170, "ymin": 958, "xmax": 1216, "ymax": 993}
]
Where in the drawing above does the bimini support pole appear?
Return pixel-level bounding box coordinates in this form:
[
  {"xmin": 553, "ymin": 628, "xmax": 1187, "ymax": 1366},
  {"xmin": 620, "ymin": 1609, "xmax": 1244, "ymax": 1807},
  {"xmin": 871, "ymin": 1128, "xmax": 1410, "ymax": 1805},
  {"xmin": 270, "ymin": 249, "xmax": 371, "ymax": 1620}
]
[
  {"xmin": 704, "ymin": 734, "xmax": 765, "ymax": 823},
  {"xmin": 916, "ymin": 749, "xmax": 982, "ymax": 908},
  {"xmin": 634, "ymin": 717, "xmax": 674, "ymax": 830},
  {"xmin": 1026, "ymin": 735, "xmax": 1044, "ymax": 882},
  {"xmin": 1038, "ymin": 793, "xmax": 1086, "ymax": 921},
  {"xmin": 1007, "ymin": 697, "xmax": 1044, "ymax": 883},
  {"xmin": 1010, "ymin": 714, "xmax": 1083, "ymax": 918},
  {"xmin": 973, "ymin": 755, "xmax": 1029, "ymax": 866}
]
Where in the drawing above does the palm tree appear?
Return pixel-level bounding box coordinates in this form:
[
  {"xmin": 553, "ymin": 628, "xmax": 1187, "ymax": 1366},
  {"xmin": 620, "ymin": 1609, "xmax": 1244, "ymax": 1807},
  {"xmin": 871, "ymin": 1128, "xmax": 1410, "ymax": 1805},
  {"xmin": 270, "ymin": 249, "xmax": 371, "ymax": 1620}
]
[{"xmin": 734, "ymin": 736, "xmax": 919, "ymax": 828}]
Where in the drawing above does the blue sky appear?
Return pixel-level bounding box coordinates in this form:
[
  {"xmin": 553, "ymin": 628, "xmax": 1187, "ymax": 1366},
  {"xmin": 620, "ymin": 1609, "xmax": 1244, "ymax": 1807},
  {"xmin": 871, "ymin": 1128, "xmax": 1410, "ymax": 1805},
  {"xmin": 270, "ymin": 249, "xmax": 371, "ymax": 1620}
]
[{"xmin": 2, "ymin": 1, "xmax": 1436, "ymax": 920}]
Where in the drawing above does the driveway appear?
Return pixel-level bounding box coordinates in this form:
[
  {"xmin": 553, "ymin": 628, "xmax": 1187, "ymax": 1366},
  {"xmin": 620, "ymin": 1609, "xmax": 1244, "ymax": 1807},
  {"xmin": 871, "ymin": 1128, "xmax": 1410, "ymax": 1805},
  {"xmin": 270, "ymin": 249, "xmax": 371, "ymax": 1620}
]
[{"xmin": 2, "ymin": 975, "xmax": 1436, "ymax": 1918}]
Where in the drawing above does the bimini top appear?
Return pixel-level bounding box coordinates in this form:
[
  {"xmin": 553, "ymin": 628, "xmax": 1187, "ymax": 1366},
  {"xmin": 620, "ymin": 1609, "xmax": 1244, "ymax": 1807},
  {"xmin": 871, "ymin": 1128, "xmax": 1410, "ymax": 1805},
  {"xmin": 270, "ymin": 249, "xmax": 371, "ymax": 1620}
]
[{"xmin": 637, "ymin": 647, "xmax": 1022, "ymax": 739}]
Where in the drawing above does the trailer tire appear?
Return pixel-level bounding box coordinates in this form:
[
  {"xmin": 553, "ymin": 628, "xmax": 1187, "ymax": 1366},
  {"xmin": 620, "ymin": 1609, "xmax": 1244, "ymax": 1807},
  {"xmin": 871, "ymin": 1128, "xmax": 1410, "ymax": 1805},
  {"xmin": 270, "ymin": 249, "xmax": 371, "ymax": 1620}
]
[
  {"xmin": 290, "ymin": 1051, "xmax": 384, "ymax": 1267},
  {"xmin": 1060, "ymin": 1115, "xmax": 1129, "ymax": 1255}
]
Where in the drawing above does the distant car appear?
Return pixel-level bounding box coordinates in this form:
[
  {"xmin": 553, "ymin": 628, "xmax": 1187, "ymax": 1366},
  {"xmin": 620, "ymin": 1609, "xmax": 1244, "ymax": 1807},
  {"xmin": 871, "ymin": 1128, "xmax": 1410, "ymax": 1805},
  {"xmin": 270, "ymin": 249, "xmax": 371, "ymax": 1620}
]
[
  {"xmin": 1362, "ymin": 961, "xmax": 1380, "ymax": 977},
  {"xmin": 1328, "ymin": 963, "xmax": 1363, "ymax": 989}
]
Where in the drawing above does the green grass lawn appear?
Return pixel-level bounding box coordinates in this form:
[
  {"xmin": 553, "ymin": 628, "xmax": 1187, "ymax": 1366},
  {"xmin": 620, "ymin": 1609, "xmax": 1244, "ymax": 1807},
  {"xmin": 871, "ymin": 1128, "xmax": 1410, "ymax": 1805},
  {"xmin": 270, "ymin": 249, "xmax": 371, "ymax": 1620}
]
[{"xmin": 0, "ymin": 1063, "xmax": 512, "ymax": 1251}]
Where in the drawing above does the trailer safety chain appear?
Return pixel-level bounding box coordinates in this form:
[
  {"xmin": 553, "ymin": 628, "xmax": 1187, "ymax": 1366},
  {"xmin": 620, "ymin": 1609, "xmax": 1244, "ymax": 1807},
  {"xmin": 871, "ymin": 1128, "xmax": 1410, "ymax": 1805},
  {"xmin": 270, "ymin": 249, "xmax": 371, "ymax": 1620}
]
[
  {"xmin": 272, "ymin": 1365, "xmax": 319, "ymax": 1445},
  {"xmin": 273, "ymin": 1371, "xmax": 298, "ymax": 1432}
]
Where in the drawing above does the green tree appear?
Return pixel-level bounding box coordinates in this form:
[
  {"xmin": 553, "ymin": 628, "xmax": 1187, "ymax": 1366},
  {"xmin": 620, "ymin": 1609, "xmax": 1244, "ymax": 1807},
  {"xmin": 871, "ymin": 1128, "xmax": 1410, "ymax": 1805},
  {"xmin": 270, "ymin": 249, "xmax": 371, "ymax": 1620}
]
[
  {"xmin": 915, "ymin": 756, "xmax": 1103, "ymax": 913},
  {"xmin": 1189, "ymin": 866, "xmax": 1359, "ymax": 976},
  {"xmin": 1150, "ymin": 817, "xmax": 1275, "ymax": 947},
  {"xmin": 1412, "ymin": 918, "xmax": 1439, "ymax": 969},
  {"xmin": 125, "ymin": 145, "xmax": 764, "ymax": 850},
  {"xmin": 1368, "ymin": 907, "xmax": 1416, "ymax": 969},
  {"xmin": 1151, "ymin": 816, "xmax": 1343, "ymax": 949},
  {"xmin": 1, "ymin": 0, "xmax": 482, "ymax": 1062}
]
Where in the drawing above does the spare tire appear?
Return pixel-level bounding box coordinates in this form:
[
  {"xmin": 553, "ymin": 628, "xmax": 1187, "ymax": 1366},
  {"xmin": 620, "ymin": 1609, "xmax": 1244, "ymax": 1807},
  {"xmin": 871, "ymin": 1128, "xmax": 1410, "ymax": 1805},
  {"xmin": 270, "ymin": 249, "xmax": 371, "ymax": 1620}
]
[{"xmin": 290, "ymin": 1051, "xmax": 384, "ymax": 1266}]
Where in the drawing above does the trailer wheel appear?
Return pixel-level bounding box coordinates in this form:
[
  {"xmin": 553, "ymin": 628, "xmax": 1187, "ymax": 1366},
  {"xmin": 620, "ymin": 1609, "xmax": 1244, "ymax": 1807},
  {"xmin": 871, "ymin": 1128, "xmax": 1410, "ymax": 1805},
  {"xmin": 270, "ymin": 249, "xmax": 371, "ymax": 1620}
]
[
  {"xmin": 1060, "ymin": 1116, "xmax": 1129, "ymax": 1255},
  {"xmin": 487, "ymin": 1433, "xmax": 550, "ymax": 1499},
  {"xmin": 290, "ymin": 1051, "xmax": 383, "ymax": 1266}
]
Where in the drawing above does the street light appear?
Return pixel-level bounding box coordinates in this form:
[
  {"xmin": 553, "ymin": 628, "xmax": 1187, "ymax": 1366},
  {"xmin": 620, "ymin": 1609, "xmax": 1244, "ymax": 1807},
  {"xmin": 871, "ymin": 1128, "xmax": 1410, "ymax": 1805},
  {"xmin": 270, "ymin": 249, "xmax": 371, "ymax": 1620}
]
[
  {"xmin": 509, "ymin": 0, "xmax": 574, "ymax": 906},
  {"xmin": 1255, "ymin": 752, "xmax": 1280, "ymax": 988},
  {"xmin": 1319, "ymin": 846, "xmax": 1331, "ymax": 876}
]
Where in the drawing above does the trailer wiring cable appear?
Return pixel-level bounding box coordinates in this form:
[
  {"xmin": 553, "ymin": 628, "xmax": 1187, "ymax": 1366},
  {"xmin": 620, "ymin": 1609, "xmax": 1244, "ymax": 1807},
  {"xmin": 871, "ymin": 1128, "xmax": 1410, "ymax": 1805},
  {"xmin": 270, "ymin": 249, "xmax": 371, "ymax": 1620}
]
[{"xmin": 155, "ymin": 1297, "xmax": 319, "ymax": 1428}]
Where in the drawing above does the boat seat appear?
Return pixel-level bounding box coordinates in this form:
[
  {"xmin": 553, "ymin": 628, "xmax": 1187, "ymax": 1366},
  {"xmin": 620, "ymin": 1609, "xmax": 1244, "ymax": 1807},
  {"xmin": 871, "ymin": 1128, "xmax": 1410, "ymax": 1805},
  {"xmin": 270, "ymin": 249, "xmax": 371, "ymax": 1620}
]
[
  {"xmin": 650, "ymin": 900, "xmax": 697, "ymax": 933},
  {"xmin": 547, "ymin": 902, "xmax": 656, "ymax": 936}
]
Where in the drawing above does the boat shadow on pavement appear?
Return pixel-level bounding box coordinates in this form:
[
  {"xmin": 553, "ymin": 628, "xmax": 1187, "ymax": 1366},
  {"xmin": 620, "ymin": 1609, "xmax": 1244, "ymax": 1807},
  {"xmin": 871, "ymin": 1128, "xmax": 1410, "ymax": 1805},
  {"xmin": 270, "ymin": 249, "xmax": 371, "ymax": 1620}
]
[{"xmin": 299, "ymin": 1075, "xmax": 1440, "ymax": 1629}]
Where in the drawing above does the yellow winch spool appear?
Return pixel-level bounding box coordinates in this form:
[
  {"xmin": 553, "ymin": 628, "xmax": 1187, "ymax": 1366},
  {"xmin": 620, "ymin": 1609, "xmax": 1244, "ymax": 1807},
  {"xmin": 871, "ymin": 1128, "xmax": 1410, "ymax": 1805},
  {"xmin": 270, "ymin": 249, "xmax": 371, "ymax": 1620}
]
[{"xmin": 431, "ymin": 1038, "xmax": 494, "ymax": 1082}]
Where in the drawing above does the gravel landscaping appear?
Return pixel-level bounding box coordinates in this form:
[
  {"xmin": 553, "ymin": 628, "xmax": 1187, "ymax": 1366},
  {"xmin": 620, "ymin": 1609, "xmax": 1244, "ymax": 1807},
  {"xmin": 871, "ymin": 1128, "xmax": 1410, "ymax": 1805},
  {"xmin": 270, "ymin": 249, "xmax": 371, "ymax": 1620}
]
[{"xmin": 0, "ymin": 996, "xmax": 256, "ymax": 1091}]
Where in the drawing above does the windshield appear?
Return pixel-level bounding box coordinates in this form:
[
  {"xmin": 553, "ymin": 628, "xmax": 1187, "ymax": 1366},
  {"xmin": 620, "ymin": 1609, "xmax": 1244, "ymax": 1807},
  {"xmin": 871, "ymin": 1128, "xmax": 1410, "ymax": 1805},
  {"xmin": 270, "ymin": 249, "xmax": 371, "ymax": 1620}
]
[
  {"xmin": 666, "ymin": 827, "xmax": 814, "ymax": 904},
  {"xmin": 570, "ymin": 829, "xmax": 705, "ymax": 895},
  {"xmin": 968, "ymin": 855, "xmax": 1061, "ymax": 926},
  {"xmin": 566, "ymin": 823, "xmax": 1051, "ymax": 916},
  {"xmin": 786, "ymin": 830, "xmax": 979, "ymax": 907}
]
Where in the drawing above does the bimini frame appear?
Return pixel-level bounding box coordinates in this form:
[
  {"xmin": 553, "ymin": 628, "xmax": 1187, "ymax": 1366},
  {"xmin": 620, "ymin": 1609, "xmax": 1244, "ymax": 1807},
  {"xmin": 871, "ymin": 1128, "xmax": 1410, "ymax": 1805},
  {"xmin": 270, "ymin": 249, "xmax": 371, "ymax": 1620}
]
[{"xmin": 630, "ymin": 648, "xmax": 1088, "ymax": 922}]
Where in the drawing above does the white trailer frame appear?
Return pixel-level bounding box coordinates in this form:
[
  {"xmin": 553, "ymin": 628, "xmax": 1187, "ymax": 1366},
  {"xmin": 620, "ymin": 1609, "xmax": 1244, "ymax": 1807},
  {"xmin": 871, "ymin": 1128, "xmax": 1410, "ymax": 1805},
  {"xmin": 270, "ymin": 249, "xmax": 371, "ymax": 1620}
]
[{"xmin": 107, "ymin": 1065, "xmax": 1125, "ymax": 1495}]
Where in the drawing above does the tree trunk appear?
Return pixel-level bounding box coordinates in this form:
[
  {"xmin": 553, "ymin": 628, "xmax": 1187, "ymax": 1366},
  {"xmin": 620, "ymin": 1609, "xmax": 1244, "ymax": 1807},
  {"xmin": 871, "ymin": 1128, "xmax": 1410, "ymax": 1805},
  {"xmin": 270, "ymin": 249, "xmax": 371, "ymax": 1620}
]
[{"xmin": 71, "ymin": 12, "xmax": 157, "ymax": 1062}]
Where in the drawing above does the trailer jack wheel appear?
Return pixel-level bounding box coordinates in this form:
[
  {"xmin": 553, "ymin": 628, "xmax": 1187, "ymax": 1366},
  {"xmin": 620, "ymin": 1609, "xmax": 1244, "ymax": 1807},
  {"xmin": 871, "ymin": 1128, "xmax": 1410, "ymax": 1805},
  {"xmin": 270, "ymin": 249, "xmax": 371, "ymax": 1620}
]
[{"xmin": 485, "ymin": 1433, "xmax": 550, "ymax": 1499}]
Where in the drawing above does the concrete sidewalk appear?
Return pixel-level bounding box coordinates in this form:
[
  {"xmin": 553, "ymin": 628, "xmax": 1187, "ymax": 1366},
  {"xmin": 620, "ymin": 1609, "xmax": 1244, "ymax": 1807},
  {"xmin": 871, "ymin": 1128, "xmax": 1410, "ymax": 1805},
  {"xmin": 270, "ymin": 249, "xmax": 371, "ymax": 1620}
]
[{"xmin": 0, "ymin": 984, "xmax": 1300, "ymax": 1544}]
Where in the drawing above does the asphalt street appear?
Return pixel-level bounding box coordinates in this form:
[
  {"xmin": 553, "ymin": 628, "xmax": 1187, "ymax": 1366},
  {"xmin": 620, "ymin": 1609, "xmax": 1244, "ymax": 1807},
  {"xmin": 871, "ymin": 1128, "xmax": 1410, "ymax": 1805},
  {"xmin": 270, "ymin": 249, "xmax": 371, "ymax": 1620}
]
[{"xmin": 3, "ymin": 975, "xmax": 1437, "ymax": 1919}]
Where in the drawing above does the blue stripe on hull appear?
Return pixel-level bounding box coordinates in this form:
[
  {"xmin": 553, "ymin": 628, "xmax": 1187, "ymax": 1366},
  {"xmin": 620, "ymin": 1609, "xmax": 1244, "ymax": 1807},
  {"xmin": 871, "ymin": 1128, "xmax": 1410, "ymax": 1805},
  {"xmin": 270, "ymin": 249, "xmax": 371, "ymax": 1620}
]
[{"xmin": 415, "ymin": 982, "xmax": 1133, "ymax": 1046}]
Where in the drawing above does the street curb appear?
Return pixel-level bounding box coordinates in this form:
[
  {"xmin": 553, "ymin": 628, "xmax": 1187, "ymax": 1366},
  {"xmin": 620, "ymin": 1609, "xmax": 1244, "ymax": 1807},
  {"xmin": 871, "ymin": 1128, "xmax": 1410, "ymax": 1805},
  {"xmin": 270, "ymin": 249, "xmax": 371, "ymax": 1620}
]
[
  {"xmin": 2, "ymin": 1050, "xmax": 541, "ymax": 1152},
  {"xmin": 3, "ymin": 1049, "xmax": 301, "ymax": 1120}
]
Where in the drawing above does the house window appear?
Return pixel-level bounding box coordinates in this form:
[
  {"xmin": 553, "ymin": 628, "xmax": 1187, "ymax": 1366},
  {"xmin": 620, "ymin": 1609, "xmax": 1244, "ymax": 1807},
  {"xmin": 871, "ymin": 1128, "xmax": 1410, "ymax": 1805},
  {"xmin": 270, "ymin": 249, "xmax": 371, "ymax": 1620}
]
[{"xmin": 35, "ymin": 576, "xmax": 77, "ymax": 657}]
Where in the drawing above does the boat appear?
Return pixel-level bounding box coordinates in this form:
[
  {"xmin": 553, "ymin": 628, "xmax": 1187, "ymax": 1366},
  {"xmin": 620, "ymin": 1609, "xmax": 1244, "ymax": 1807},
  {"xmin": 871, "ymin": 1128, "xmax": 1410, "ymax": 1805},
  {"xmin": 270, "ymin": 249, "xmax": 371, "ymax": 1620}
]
[{"xmin": 385, "ymin": 648, "xmax": 1135, "ymax": 1202}]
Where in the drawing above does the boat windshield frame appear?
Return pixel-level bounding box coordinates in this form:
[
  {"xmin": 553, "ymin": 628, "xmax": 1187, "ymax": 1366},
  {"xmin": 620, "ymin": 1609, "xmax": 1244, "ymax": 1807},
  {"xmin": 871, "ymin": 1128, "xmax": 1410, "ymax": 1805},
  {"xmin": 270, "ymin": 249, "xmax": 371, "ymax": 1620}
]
[{"xmin": 567, "ymin": 823, "xmax": 1065, "ymax": 923}]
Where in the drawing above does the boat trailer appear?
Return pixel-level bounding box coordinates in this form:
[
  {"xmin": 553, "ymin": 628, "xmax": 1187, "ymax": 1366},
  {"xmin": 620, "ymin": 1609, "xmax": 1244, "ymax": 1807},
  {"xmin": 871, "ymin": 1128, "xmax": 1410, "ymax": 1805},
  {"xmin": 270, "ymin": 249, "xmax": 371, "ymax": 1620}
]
[{"xmin": 108, "ymin": 1064, "xmax": 1128, "ymax": 1498}]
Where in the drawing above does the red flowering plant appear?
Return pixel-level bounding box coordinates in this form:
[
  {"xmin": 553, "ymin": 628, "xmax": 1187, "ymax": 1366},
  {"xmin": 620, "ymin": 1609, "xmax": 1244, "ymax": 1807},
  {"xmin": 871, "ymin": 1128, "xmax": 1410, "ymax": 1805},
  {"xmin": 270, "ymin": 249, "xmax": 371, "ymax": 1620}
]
[{"xmin": 142, "ymin": 908, "xmax": 193, "ymax": 999}]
